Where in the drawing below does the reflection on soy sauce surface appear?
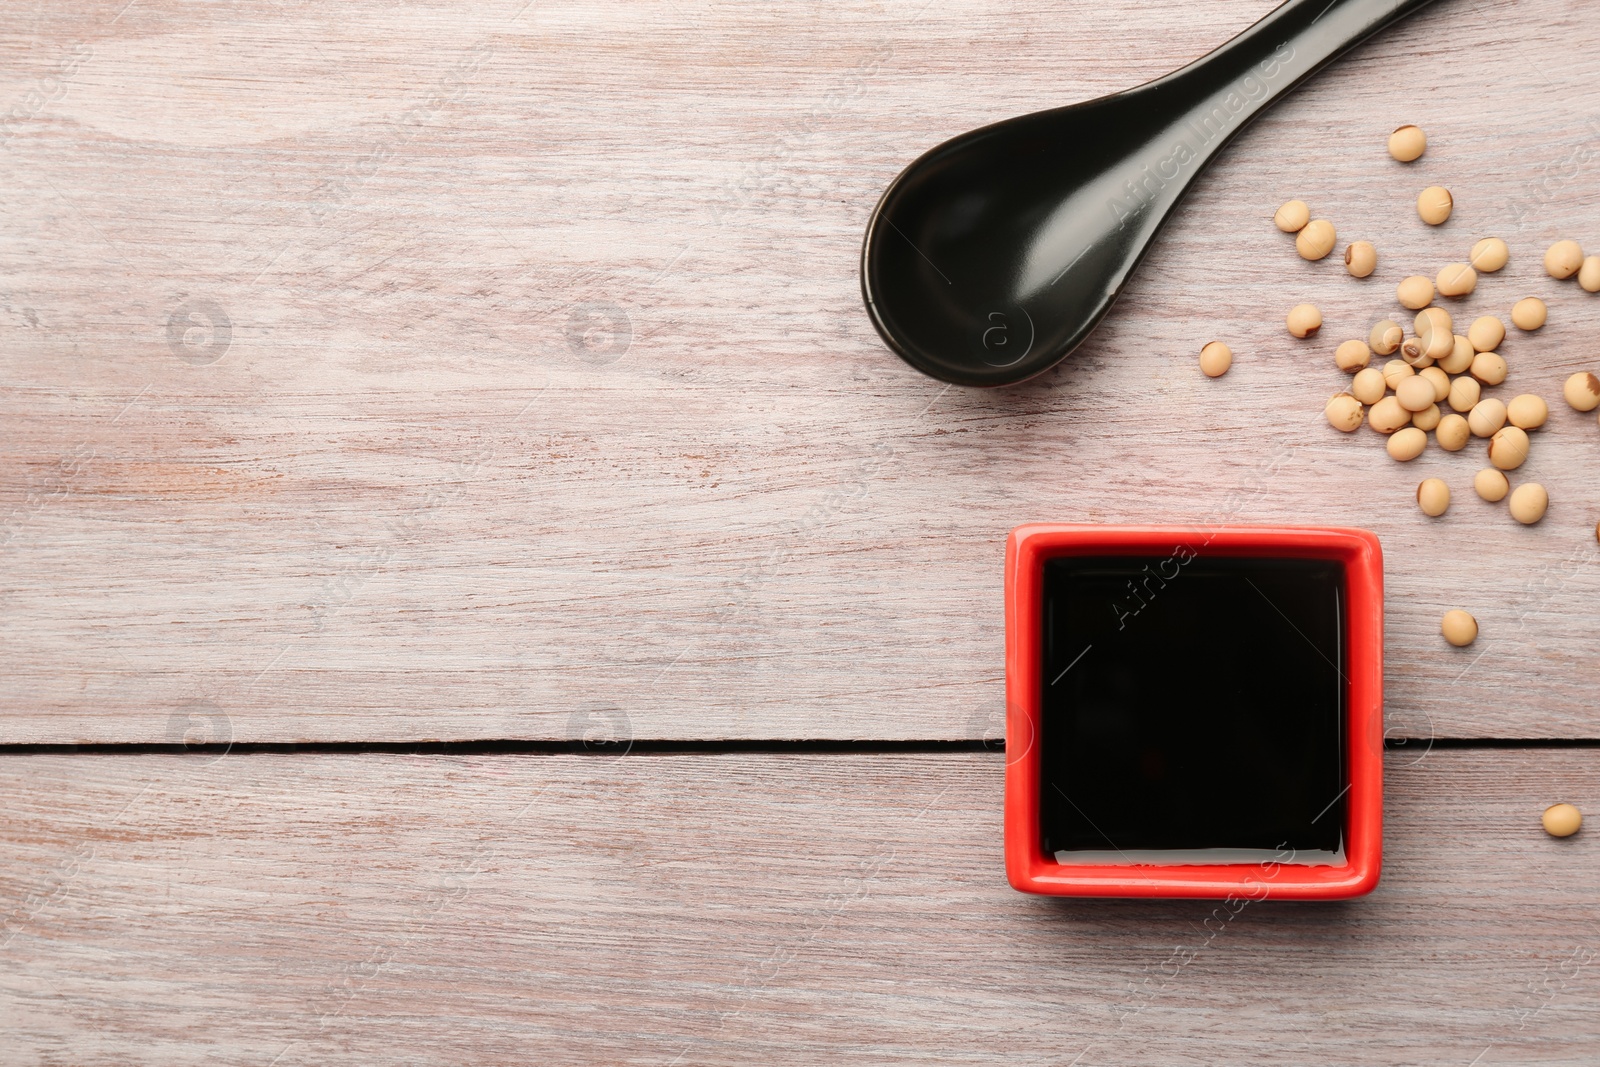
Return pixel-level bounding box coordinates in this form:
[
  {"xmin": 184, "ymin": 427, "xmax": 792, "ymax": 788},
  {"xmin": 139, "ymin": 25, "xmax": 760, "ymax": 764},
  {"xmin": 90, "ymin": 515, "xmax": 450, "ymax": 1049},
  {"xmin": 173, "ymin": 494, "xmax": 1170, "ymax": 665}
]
[{"xmin": 1040, "ymin": 556, "xmax": 1346, "ymax": 863}]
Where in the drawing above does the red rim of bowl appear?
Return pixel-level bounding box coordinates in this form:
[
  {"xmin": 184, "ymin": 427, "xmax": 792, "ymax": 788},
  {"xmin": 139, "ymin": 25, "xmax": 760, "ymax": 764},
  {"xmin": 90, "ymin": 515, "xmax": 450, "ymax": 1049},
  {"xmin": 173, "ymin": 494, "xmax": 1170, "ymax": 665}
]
[{"xmin": 1003, "ymin": 524, "xmax": 1384, "ymax": 900}]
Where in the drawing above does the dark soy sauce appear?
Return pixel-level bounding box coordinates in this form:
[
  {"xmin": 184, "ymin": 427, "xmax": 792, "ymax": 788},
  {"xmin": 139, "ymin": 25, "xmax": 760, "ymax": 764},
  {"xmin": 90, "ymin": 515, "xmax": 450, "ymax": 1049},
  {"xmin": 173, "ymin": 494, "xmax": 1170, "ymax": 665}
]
[{"xmin": 1039, "ymin": 555, "xmax": 1346, "ymax": 863}]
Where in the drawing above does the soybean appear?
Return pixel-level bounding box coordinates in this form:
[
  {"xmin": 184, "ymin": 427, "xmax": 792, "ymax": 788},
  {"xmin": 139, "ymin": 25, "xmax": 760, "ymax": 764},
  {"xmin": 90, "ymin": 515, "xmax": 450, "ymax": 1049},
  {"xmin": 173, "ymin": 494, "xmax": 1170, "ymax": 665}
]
[
  {"xmin": 1369, "ymin": 320, "xmax": 1403, "ymax": 355},
  {"xmin": 1581, "ymin": 256, "xmax": 1600, "ymax": 293},
  {"xmin": 1441, "ymin": 609, "xmax": 1478, "ymax": 647},
  {"xmin": 1368, "ymin": 395, "xmax": 1412, "ymax": 434},
  {"xmin": 1335, "ymin": 338, "xmax": 1372, "ymax": 372},
  {"xmin": 1200, "ymin": 341, "xmax": 1233, "ymax": 377},
  {"xmin": 1439, "ymin": 334, "xmax": 1475, "ymax": 374},
  {"xmin": 1287, "ymin": 303, "xmax": 1323, "ymax": 338},
  {"xmin": 1470, "ymin": 351, "xmax": 1508, "ymax": 386},
  {"xmin": 1388, "ymin": 125, "xmax": 1427, "ymax": 162},
  {"xmin": 1506, "ymin": 394, "xmax": 1549, "ymax": 430},
  {"xmin": 1417, "ymin": 186, "xmax": 1453, "ymax": 225},
  {"xmin": 1467, "ymin": 315, "xmax": 1505, "ymax": 353},
  {"xmin": 1545, "ymin": 240, "xmax": 1584, "ymax": 279},
  {"xmin": 1415, "ymin": 307, "xmax": 1454, "ymax": 359},
  {"xmin": 1511, "ymin": 297, "xmax": 1547, "ymax": 331},
  {"xmin": 1400, "ymin": 337, "xmax": 1434, "ymax": 368},
  {"xmin": 1325, "ymin": 392, "xmax": 1364, "ymax": 432},
  {"xmin": 1414, "ymin": 306, "xmax": 1452, "ymax": 337},
  {"xmin": 1436, "ymin": 262, "xmax": 1477, "ymax": 297},
  {"xmin": 1350, "ymin": 367, "xmax": 1387, "ymax": 405},
  {"xmin": 1397, "ymin": 275, "xmax": 1435, "ymax": 310},
  {"xmin": 1296, "ymin": 219, "xmax": 1337, "ymax": 260},
  {"xmin": 1509, "ymin": 482, "xmax": 1549, "ymax": 524},
  {"xmin": 1447, "ymin": 375, "xmax": 1480, "ymax": 413},
  {"xmin": 1387, "ymin": 425, "xmax": 1427, "ymax": 460},
  {"xmin": 1468, "ymin": 397, "xmax": 1507, "ymax": 437},
  {"xmin": 1474, "ymin": 467, "xmax": 1510, "ymax": 502},
  {"xmin": 1542, "ymin": 803, "xmax": 1582, "ymax": 838},
  {"xmin": 1345, "ymin": 241, "xmax": 1377, "ymax": 278},
  {"xmin": 1420, "ymin": 483, "xmax": 1459, "ymax": 518},
  {"xmin": 1419, "ymin": 366, "xmax": 1450, "ymax": 402},
  {"xmin": 1396, "ymin": 375, "xmax": 1436, "ymax": 412},
  {"xmin": 1563, "ymin": 372, "xmax": 1600, "ymax": 412},
  {"xmin": 1274, "ymin": 199, "xmax": 1311, "ymax": 232},
  {"xmin": 1411, "ymin": 403, "xmax": 1441, "ymax": 432},
  {"xmin": 1470, "ymin": 237, "xmax": 1509, "ymax": 273},
  {"xmin": 1382, "ymin": 359, "xmax": 1416, "ymax": 391},
  {"xmin": 1489, "ymin": 425, "xmax": 1530, "ymax": 470},
  {"xmin": 1436, "ymin": 413, "xmax": 1470, "ymax": 451},
  {"xmin": 1417, "ymin": 477, "xmax": 1450, "ymax": 517}
]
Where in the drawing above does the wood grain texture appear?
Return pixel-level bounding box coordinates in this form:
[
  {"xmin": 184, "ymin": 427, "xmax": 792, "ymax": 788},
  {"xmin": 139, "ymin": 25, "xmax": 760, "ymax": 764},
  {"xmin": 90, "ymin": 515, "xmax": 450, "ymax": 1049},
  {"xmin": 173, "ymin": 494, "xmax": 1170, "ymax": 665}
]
[
  {"xmin": 3, "ymin": 0, "xmax": 1600, "ymax": 741},
  {"xmin": 0, "ymin": 749, "xmax": 1596, "ymax": 1064}
]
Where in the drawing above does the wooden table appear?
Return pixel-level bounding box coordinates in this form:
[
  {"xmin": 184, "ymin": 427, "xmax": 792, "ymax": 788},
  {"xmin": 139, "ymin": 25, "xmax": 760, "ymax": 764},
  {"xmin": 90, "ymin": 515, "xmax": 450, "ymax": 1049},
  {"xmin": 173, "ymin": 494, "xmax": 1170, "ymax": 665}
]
[{"xmin": 3, "ymin": 0, "xmax": 1597, "ymax": 1062}]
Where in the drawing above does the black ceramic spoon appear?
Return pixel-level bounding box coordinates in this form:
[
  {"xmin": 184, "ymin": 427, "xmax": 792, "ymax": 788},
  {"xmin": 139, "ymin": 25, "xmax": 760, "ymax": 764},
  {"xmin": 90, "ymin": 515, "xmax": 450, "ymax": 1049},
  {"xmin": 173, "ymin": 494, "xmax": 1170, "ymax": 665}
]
[{"xmin": 861, "ymin": 0, "xmax": 1438, "ymax": 387}]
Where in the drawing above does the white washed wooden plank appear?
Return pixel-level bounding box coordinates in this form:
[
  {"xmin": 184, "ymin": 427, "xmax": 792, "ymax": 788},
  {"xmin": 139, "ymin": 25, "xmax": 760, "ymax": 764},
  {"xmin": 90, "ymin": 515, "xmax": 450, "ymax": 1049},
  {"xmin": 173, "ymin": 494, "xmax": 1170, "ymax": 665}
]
[
  {"xmin": 1, "ymin": 1, "xmax": 1598, "ymax": 739},
  {"xmin": 0, "ymin": 750, "xmax": 1596, "ymax": 1063}
]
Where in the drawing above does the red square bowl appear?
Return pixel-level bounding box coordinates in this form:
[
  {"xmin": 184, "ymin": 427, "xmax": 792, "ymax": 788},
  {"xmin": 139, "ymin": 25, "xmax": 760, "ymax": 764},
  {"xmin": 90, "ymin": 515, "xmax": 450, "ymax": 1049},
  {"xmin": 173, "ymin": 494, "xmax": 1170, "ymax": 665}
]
[{"xmin": 1003, "ymin": 524, "xmax": 1383, "ymax": 900}]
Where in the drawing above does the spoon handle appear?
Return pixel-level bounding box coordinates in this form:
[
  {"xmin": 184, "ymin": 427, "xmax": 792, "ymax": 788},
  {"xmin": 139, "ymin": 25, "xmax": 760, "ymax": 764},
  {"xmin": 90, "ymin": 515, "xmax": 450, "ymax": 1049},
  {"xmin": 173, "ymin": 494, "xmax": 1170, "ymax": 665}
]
[
  {"xmin": 1160, "ymin": 0, "xmax": 1439, "ymax": 144},
  {"xmin": 1097, "ymin": 0, "xmax": 1439, "ymax": 251}
]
